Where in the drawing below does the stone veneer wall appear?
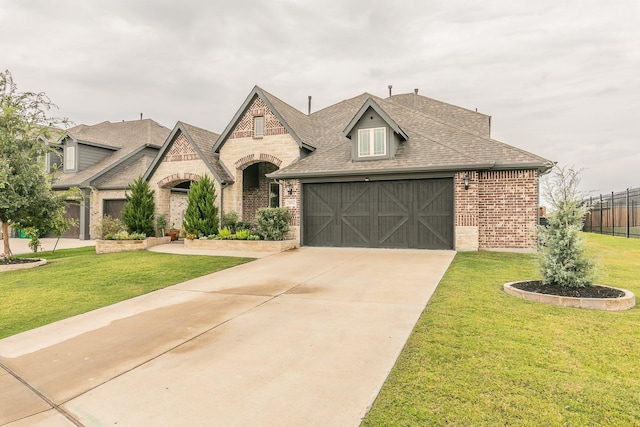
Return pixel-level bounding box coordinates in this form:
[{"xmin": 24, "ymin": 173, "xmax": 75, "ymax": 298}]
[
  {"xmin": 454, "ymin": 171, "xmax": 479, "ymax": 251},
  {"xmin": 477, "ymin": 170, "xmax": 539, "ymax": 250},
  {"xmin": 148, "ymin": 131, "xmax": 221, "ymax": 231},
  {"xmin": 90, "ymin": 189, "xmax": 126, "ymax": 239},
  {"xmin": 281, "ymin": 178, "xmax": 301, "ymax": 243}
]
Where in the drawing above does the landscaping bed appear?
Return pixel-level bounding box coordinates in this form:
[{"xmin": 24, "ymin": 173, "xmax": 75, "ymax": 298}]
[{"xmin": 504, "ymin": 280, "xmax": 635, "ymax": 311}]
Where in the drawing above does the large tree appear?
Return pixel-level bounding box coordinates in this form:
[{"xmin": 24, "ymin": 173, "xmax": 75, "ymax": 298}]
[{"xmin": 0, "ymin": 70, "xmax": 69, "ymax": 257}]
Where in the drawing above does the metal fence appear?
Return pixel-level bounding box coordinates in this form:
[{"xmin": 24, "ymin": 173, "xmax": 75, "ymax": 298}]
[{"xmin": 583, "ymin": 187, "xmax": 640, "ymax": 238}]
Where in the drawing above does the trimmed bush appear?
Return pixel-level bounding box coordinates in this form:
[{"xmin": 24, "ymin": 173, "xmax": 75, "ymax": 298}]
[
  {"xmin": 256, "ymin": 207, "xmax": 291, "ymax": 241},
  {"xmin": 93, "ymin": 215, "xmax": 125, "ymax": 239}
]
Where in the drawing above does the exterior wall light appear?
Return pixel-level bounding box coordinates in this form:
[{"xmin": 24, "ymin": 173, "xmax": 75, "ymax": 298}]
[
  {"xmin": 463, "ymin": 174, "xmax": 470, "ymax": 190},
  {"xmin": 285, "ymin": 182, "xmax": 293, "ymax": 195}
]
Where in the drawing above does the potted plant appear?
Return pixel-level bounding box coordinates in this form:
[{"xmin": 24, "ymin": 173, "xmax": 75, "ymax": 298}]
[{"xmin": 167, "ymin": 223, "xmax": 179, "ymax": 241}]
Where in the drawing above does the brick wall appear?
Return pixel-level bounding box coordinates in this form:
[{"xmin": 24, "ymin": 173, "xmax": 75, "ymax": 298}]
[
  {"xmin": 477, "ymin": 170, "xmax": 539, "ymax": 250},
  {"xmin": 242, "ymin": 162, "xmax": 278, "ymax": 221}
]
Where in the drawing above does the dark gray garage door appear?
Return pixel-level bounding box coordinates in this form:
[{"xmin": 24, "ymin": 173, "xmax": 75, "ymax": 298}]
[
  {"xmin": 303, "ymin": 178, "xmax": 453, "ymax": 249},
  {"xmin": 45, "ymin": 203, "xmax": 80, "ymax": 238}
]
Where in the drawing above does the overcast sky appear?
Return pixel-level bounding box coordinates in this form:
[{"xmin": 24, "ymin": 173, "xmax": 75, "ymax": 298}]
[{"xmin": 1, "ymin": 0, "xmax": 638, "ymax": 199}]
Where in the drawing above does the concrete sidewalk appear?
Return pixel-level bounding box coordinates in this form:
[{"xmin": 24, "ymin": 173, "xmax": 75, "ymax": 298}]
[
  {"xmin": 5, "ymin": 238, "xmax": 96, "ymax": 256},
  {"xmin": 0, "ymin": 247, "xmax": 455, "ymax": 426}
]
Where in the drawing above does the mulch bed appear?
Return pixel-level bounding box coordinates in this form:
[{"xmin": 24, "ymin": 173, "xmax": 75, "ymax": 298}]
[
  {"xmin": 512, "ymin": 280, "xmax": 624, "ymax": 299},
  {"xmin": 0, "ymin": 257, "xmax": 41, "ymax": 265}
]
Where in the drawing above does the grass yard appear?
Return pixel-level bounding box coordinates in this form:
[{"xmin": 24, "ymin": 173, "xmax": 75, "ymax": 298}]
[
  {"xmin": 1, "ymin": 247, "xmax": 252, "ymax": 339},
  {"xmin": 362, "ymin": 233, "xmax": 640, "ymax": 426}
]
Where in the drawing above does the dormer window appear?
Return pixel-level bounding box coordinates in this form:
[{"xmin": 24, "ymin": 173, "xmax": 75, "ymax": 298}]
[
  {"xmin": 64, "ymin": 145, "xmax": 76, "ymax": 171},
  {"xmin": 358, "ymin": 127, "xmax": 386, "ymax": 157},
  {"xmin": 254, "ymin": 116, "xmax": 264, "ymax": 138}
]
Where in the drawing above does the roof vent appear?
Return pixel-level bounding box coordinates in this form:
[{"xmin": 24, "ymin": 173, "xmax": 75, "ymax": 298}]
[
  {"xmin": 388, "ymin": 85, "xmax": 393, "ymax": 97},
  {"xmin": 414, "ymin": 88, "xmax": 419, "ymax": 108},
  {"xmin": 308, "ymin": 96, "xmax": 312, "ymax": 115}
]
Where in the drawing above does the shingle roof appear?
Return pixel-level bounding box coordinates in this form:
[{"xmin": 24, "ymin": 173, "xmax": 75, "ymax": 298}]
[
  {"xmin": 64, "ymin": 118, "xmax": 170, "ymax": 149},
  {"xmin": 269, "ymin": 91, "xmax": 552, "ymax": 179},
  {"xmin": 387, "ymin": 93, "xmax": 491, "ymax": 137},
  {"xmin": 179, "ymin": 122, "xmax": 234, "ymax": 183},
  {"xmin": 52, "ymin": 119, "xmax": 170, "ymax": 188}
]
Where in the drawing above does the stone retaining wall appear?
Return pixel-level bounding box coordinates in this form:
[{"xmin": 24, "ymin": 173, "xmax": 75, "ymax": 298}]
[
  {"xmin": 96, "ymin": 237, "xmax": 171, "ymax": 254},
  {"xmin": 185, "ymin": 238, "xmax": 297, "ymax": 253}
]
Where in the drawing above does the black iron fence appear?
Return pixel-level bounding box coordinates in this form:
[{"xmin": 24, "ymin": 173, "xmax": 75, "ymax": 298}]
[{"xmin": 583, "ymin": 187, "xmax": 640, "ymax": 238}]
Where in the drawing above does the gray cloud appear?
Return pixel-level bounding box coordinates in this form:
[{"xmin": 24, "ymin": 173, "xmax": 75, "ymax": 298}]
[{"xmin": 1, "ymin": 0, "xmax": 638, "ymax": 197}]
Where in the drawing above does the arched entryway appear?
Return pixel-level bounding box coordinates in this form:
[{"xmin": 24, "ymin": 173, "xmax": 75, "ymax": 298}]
[
  {"xmin": 156, "ymin": 172, "xmax": 201, "ymax": 231},
  {"xmin": 240, "ymin": 161, "xmax": 280, "ymax": 221}
]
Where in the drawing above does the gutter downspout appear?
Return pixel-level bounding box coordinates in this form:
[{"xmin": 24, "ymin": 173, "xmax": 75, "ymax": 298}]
[{"xmin": 219, "ymin": 181, "xmax": 229, "ymax": 230}]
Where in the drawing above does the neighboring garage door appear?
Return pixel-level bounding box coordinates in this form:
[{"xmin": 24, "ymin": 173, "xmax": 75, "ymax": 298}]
[
  {"xmin": 45, "ymin": 203, "xmax": 80, "ymax": 238},
  {"xmin": 303, "ymin": 178, "xmax": 453, "ymax": 249},
  {"xmin": 104, "ymin": 199, "xmax": 126, "ymax": 220}
]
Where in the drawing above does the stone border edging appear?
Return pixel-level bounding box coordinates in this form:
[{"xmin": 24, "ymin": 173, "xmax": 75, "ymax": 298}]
[
  {"xmin": 184, "ymin": 238, "xmax": 297, "ymax": 253},
  {"xmin": 503, "ymin": 281, "xmax": 636, "ymax": 311},
  {"xmin": 0, "ymin": 258, "xmax": 47, "ymax": 272}
]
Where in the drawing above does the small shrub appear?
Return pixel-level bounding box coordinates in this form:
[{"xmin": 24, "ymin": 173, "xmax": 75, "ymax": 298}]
[
  {"xmin": 223, "ymin": 211, "xmax": 239, "ymax": 233},
  {"xmin": 217, "ymin": 227, "xmax": 233, "ymax": 240},
  {"xmin": 256, "ymin": 207, "xmax": 291, "ymax": 241},
  {"xmin": 156, "ymin": 213, "xmax": 167, "ymax": 237},
  {"xmin": 104, "ymin": 231, "xmax": 146, "ymax": 240},
  {"xmin": 247, "ymin": 234, "xmax": 261, "ymax": 241},
  {"xmin": 236, "ymin": 221, "xmax": 255, "ymax": 233},
  {"xmin": 94, "ymin": 215, "xmax": 125, "ymax": 239},
  {"xmin": 235, "ymin": 229, "xmax": 251, "ymax": 240}
]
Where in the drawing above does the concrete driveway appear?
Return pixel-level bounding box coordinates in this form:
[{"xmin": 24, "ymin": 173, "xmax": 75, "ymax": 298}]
[{"xmin": 0, "ymin": 247, "xmax": 454, "ymax": 426}]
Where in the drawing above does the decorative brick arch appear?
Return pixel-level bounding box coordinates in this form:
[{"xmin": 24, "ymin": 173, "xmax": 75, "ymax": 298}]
[
  {"xmin": 234, "ymin": 153, "xmax": 283, "ymax": 170},
  {"xmin": 157, "ymin": 172, "xmax": 202, "ymax": 188}
]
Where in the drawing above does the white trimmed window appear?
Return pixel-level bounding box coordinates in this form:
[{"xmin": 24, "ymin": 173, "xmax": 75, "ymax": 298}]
[
  {"xmin": 254, "ymin": 116, "xmax": 264, "ymax": 138},
  {"xmin": 64, "ymin": 145, "xmax": 76, "ymax": 170},
  {"xmin": 358, "ymin": 127, "xmax": 386, "ymax": 157}
]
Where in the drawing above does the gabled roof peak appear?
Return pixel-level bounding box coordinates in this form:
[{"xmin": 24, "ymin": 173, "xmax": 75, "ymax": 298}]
[{"xmin": 342, "ymin": 97, "xmax": 408, "ymax": 141}]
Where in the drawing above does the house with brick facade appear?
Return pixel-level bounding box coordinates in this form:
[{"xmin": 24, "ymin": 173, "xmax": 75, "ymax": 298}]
[{"xmin": 142, "ymin": 86, "xmax": 553, "ymax": 251}]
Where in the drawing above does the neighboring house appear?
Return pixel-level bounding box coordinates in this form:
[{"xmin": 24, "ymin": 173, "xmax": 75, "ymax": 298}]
[
  {"xmin": 51, "ymin": 119, "xmax": 171, "ymax": 239},
  {"xmin": 143, "ymin": 86, "xmax": 553, "ymax": 251}
]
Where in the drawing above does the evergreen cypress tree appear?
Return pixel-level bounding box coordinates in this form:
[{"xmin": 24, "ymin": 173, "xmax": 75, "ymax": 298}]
[
  {"xmin": 183, "ymin": 174, "xmax": 219, "ymax": 237},
  {"xmin": 538, "ymin": 166, "xmax": 595, "ymax": 287},
  {"xmin": 121, "ymin": 176, "xmax": 155, "ymax": 237}
]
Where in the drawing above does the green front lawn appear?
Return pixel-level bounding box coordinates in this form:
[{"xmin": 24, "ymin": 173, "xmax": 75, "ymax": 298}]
[
  {"xmin": 363, "ymin": 233, "xmax": 640, "ymax": 426},
  {"xmin": 1, "ymin": 247, "xmax": 252, "ymax": 339}
]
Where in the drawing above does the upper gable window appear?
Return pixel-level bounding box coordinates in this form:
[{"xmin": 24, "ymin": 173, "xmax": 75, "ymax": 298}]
[
  {"xmin": 358, "ymin": 127, "xmax": 386, "ymax": 157},
  {"xmin": 64, "ymin": 145, "xmax": 76, "ymax": 171},
  {"xmin": 254, "ymin": 116, "xmax": 264, "ymax": 138}
]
